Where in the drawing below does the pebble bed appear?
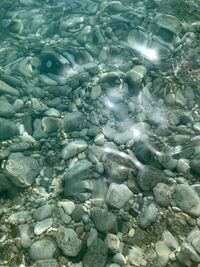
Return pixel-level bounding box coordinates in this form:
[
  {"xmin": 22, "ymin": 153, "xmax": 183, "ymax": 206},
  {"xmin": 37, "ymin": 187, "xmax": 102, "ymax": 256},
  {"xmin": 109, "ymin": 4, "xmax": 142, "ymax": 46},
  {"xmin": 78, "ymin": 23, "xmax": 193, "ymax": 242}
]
[{"xmin": 0, "ymin": 0, "xmax": 200, "ymax": 266}]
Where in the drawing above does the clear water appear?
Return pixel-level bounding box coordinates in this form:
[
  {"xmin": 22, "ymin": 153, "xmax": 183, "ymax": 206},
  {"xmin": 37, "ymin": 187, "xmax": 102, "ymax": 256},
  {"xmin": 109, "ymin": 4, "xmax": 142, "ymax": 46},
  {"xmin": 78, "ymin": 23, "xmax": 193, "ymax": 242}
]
[{"xmin": 0, "ymin": 0, "xmax": 200, "ymax": 266}]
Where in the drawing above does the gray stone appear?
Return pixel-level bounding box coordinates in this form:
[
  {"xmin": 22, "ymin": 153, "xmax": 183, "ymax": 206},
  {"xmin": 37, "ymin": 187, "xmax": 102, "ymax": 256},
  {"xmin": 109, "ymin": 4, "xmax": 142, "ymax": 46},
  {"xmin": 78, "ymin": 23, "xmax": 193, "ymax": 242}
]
[
  {"xmin": 83, "ymin": 238, "xmax": 108, "ymax": 267},
  {"xmin": 153, "ymin": 183, "xmax": 172, "ymax": 207},
  {"xmin": 19, "ymin": 224, "xmax": 32, "ymax": 248},
  {"xmin": 113, "ymin": 253, "xmax": 127, "ymax": 266},
  {"xmin": 127, "ymin": 65, "xmax": 147, "ymax": 91},
  {"xmin": 190, "ymin": 158, "xmax": 200, "ymax": 174},
  {"xmin": 0, "ymin": 118, "xmax": 18, "ymax": 140},
  {"xmin": 33, "ymin": 204, "xmax": 53, "ymax": 221},
  {"xmin": 33, "ymin": 259, "xmax": 59, "ymax": 267},
  {"xmin": 56, "ymin": 227, "xmax": 82, "ymax": 257},
  {"xmin": 137, "ymin": 165, "xmax": 167, "ymax": 191},
  {"xmin": 63, "ymin": 160, "xmax": 93, "ymax": 200},
  {"xmin": 61, "ymin": 140, "xmax": 88, "ymax": 160},
  {"xmin": 59, "ymin": 207, "xmax": 71, "ymax": 224},
  {"xmin": 177, "ymin": 242, "xmax": 200, "ymax": 266},
  {"xmin": 0, "ymin": 96, "xmax": 15, "ymax": 117},
  {"xmin": 4, "ymin": 153, "xmax": 39, "ymax": 188},
  {"xmin": 172, "ymin": 184, "xmax": 200, "ymax": 217},
  {"xmin": 0, "ymin": 173, "xmax": 12, "ymax": 192},
  {"xmin": 57, "ymin": 201, "xmax": 76, "ymax": 215},
  {"xmin": 29, "ymin": 239, "xmax": 57, "ymax": 261},
  {"xmin": 127, "ymin": 246, "xmax": 144, "ymax": 266},
  {"xmin": 41, "ymin": 117, "xmax": 60, "ymax": 133},
  {"xmin": 91, "ymin": 207, "xmax": 118, "ymax": 234},
  {"xmin": 106, "ymin": 183, "xmax": 133, "ymax": 209},
  {"xmin": 63, "ymin": 111, "xmax": 83, "ymax": 132},
  {"xmin": 177, "ymin": 158, "xmax": 190, "ymax": 173},
  {"xmin": 139, "ymin": 203, "xmax": 158, "ymax": 229},
  {"xmin": 113, "ymin": 130, "xmax": 133, "ymax": 145},
  {"xmin": 187, "ymin": 230, "xmax": 200, "ymax": 254},
  {"xmin": 8, "ymin": 211, "xmax": 31, "ymax": 224},
  {"xmin": 155, "ymin": 13, "xmax": 181, "ymax": 33},
  {"xmin": 105, "ymin": 233, "xmax": 120, "ymax": 254},
  {"xmin": 102, "ymin": 126, "xmax": 115, "ymax": 140},
  {"xmin": 34, "ymin": 218, "xmax": 53, "ymax": 235},
  {"xmin": 112, "ymin": 103, "xmax": 128, "ymax": 121},
  {"xmin": 103, "ymin": 150, "xmax": 134, "ymax": 183},
  {"xmin": 155, "ymin": 231, "xmax": 179, "ymax": 266}
]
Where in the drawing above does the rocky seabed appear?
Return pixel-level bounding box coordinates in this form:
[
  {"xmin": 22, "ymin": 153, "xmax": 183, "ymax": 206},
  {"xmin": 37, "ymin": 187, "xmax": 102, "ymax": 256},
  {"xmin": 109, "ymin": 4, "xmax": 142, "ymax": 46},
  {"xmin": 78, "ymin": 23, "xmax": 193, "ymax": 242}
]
[{"xmin": 0, "ymin": 0, "xmax": 200, "ymax": 266}]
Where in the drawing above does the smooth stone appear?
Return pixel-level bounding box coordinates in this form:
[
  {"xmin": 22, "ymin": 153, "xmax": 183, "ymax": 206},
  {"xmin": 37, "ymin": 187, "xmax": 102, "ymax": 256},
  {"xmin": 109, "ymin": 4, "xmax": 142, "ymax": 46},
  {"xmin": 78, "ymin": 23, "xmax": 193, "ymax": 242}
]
[
  {"xmin": 44, "ymin": 108, "xmax": 60, "ymax": 117},
  {"xmin": 112, "ymin": 103, "xmax": 128, "ymax": 121},
  {"xmin": 57, "ymin": 201, "xmax": 76, "ymax": 215},
  {"xmin": 127, "ymin": 246, "xmax": 144, "ymax": 266},
  {"xmin": 33, "ymin": 259, "xmax": 59, "ymax": 267},
  {"xmin": 105, "ymin": 233, "xmax": 120, "ymax": 254},
  {"xmin": 56, "ymin": 227, "xmax": 82, "ymax": 257},
  {"xmin": 106, "ymin": 183, "xmax": 133, "ymax": 209},
  {"xmin": 113, "ymin": 130, "xmax": 133, "ymax": 145},
  {"xmin": 190, "ymin": 158, "xmax": 200, "ymax": 174},
  {"xmin": 91, "ymin": 207, "xmax": 118, "ymax": 234},
  {"xmin": 13, "ymin": 99, "xmax": 24, "ymax": 110},
  {"xmin": 153, "ymin": 183, "xmax": 172, "ymax": 207},
  {"xmin": 0, "ymin": 96, "xmax": 15, "ymax": 117},
  {"xmin": 71, "ymin": 204, "xmax": 85, "ymax": 222},
  {"xmin": 34, "ymin": 218, "xmax": 53, "ymax": 235},
  {"xmin": 33, "ymin": 204, "xmax": 53, "ymax": 221},
  {"xmin": 0, "ymin": 79, "xmax": 19, "ymax": 96},
  {"xmin": 0, "ymin": 173, "xmax": 12, "ymax": 192},
  {"xmin": 155, "ymin": 13, "xmax": 181, "ymax": 33},
  {"xmin": 155, "ymin": 231, "xmax": 179, "ymax": 266},
  {"xmin": 8, "ymin": 211, "xmax": 31, "ymax": 224},
  {"xmin": 177, "ymin": 158, "xmax": 190, "ymax": 173},
  {"xmin": 83, "ymin": 238, "xmax": 108, "ymax": 267},
  {"xmin": 59, "ymin": 208, "xmax": 71, "ymax": 224},
  {"xmin": 137, "ymin": 165, "xmax": 167, "ymax": 191},
  {"xmin": 127, "ymin": 65, "xmax": 147, "ymax": 89},
  {"xmin": 19, "ymin": 224, "xmax": 32, "ymax": 249},
  {"xmin": 41, "ymin": 117, "xmax": 60, "ymax": 133},
  {"xmin": 63, "ymin": 160, "xmax": 93, "ymax": 199},
  {"xmin": 187, "ymin": 230, "xmax": 200, "ymax": 254},
  {"xmin": 4, "ymin": 153, "xmax": 39, "ymax": 188},
  {"xmin": 0, "ymin": 118, "xmax": 18, "ymax": 140},
  {"xmin": 102, "ymin": 126, "xmax": 115, "ymax": 140},
  {"xmin": 91, "ymin": 85, "xmax": 101, "ymax": 100},
  {"xmin": 177, "ymin": 242, "xmax": 200, "ymax": 266},
  {"xmin": 29, "ymin": 239, "xmax": 57, "ymax": 261},
  {"xmin": 193, "ymin": 122, "xmax": 200, "ymax": 132},
  {"xmin": 171, "ymin": 134, "xmax": 190, "ymax": 145},
  {"xmin": 173, "ymin": 184, "xmax": 200, "ymax": 217},
  {"xmin": 113, "ymin": 253, "xmax": 127, "ymax": 266},
  {"xmin": 61, "ymin": 140, "xmax": 88, "ymax": 160},
  {"xmin": 63, "ymin": 111, "xmax": 83, "ymax": 132},
  {"xmin": 94, "ymin": 133, "xmax": 105, "ymax": 145},
  {"xmin": 139, "ymin": 203, "xmax": 158, "ymax": 229}
]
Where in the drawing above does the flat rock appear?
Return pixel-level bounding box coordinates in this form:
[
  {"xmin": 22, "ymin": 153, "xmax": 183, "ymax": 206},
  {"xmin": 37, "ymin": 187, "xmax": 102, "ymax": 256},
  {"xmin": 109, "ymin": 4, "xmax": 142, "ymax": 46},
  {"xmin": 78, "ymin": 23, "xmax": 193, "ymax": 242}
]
[
  {"xmin": 63, "ymin": 111, "xmax": 84, "ymax": 132},
  {"xmin": 33, "ymin": 204, "xmax": 53, "ymax": 221}
]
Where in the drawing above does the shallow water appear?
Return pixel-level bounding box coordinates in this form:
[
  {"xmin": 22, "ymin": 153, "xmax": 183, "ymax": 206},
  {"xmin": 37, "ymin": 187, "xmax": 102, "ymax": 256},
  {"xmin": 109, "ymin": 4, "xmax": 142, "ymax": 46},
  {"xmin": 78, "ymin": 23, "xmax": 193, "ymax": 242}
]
[{"xmin": 0, "ymin": 0, "xmax": 200, "ymax": 266}]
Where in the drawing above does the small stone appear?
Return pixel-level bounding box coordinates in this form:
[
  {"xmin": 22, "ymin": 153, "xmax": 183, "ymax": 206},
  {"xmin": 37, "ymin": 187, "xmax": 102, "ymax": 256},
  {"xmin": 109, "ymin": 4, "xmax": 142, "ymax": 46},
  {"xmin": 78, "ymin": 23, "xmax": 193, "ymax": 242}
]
[
  {"xmin": 113, "ymin": 253, "xmax": 127, "ymax": 266},
  {"xmin": 61, "ymin": 140, "xmax": 88, "ymax": 160},
  {"xmin": 29, "ymin": 239, "xmax": 57, "ymax": 261},
  {"xmin": 94, "ymin": 133, "xmax": 105, "ymax": 145},
  {"xmin": 106, "ymin": 183, "xmax": 133, "ymax": 209},
  {"xmin": 177, "ymin": 158, "xmax": 190, "ymax": 173},
  {"xmin": 34, "ymin": 218, "xmax": 53, "ymax": 235},
  {"xmin": 91, "ymin": 207, "xmax": 118, "ymax": 234},
  {"xmin": 8, "ymin": 211, "xmax": 31, "ymax": 224},
  {"xmin": 153, "ymin": 183, "xmax": 172, "ymax": 207},
  {"xmin": 173, "ymin": 184, "xmax": 200, "ymax": 217},
  {"xmin": 83, "ymin": 238, "xmax": 108, "ymax": 267},
  {"xmin": 0, "ymin": 118, "xmax": 18, "ymax": 140},
  {"xmin": 63, "ymin": 111, "xmax": 83, "ymax": 132},
  {"xmin": 56, "ymin": 227, "xmax": 82, "ymax": 257},
  {"xmin": 127, "ymin": 246, "xmax": 144, "ymax": 266},
  {"xmin": 139, "ymin": 203, "xmax": 158, "ymax": 229},
  {"xmin": 105, "ymin": 233, "xmax": 120, "ymax": 254},
  {"xmin": 57, "ymin": 201, "xmax": 76, "ymax": 215},
  {"xmin": 0, "ymin": 96, "xmax": 15, "ymax": 117},
  {"xmin": 33, "ymin": 204, "xmax": 53, "ymax": 221}
]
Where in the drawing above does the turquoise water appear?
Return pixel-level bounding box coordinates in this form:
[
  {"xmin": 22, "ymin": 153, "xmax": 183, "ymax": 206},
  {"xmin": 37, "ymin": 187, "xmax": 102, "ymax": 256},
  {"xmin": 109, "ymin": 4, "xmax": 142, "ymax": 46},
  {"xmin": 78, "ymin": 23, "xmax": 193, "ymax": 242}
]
[{"xmin": 0, "ymin": 0, "xmax": 200, "ymax": 266}]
